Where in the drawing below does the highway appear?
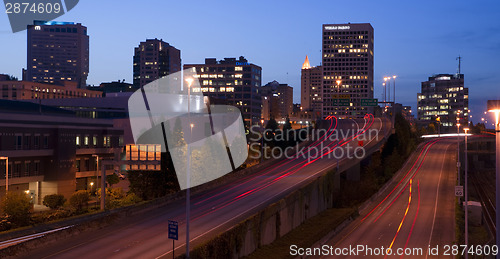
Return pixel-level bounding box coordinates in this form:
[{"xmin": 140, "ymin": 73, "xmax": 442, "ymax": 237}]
[
  {"xmin": 12, "ymin": 116, "xmax": 391, "ymax": 259},
  {"xmin": 316, "ymin": 138, "xmax": 458, "ymax": 258}
]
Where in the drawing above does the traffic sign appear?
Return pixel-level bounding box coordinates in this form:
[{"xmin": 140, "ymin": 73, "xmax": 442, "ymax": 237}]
[
  {"xmin": 332, "ymin": 99, "xmax": 350, "ymax": 106},
  {"xmin": 168, "ymin": 220, "xmax": 178, "ymax": 240},
  {"xmin": 361, "ymin": 99, "xmax": 378, "ymax": 107},
  {"xmin": 333, "ymin": 94, "xmax": 350, "ymax": 99},
  {"xmin": 455, "ymin": 186, "xmax": 463, "ymax": 197}
]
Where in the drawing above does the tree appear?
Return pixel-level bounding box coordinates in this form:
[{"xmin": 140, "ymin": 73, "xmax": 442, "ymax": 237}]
[
  {"xmin": 69, "ymin": 190, "xmax": 90, "ymax": 213},
  {"xmin": 264, "ymin": 117, "xmax": 280, "ymax": 147},
  {"xmin": 1, "ymin": 192, "xmax": 32, "ymax": 227},
  {"xmin": 106, "ymin": 174, "xmax": 120, "ymax": 186},
  {"xmin": 4, "ymin": 74, "xmax": 18, "ymax": 81},
  {"xmin": 43, "ymin": 194, "xmax": 66, "ymax": 209}
]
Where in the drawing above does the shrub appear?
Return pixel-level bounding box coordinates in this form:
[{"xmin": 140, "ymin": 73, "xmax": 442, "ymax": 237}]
[
  {"xmin": 43, "ymin": 194, "xmax": 66, "ymax": 209},
  {"xmin": 1, "ymin": 192, "xmax": 32, "ymax": 227},
  {"xmin": 120, "ymin": 193, "xmax": 142, "ymax": 206},
  {"xmin": 69, "ymin": 190, "xmax": 90, "ymax": 213}
]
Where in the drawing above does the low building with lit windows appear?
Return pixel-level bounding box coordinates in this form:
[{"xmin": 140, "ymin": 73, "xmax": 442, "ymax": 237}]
[
  {"xmin": 0, "ymin": 75, "xmax": 102, "ymax": 100},
  {"xmin": 183, "ymin": 56, "xmax": 262, "ymax": 127},
  {"xmin": 417, "ymin": 74, "xmax": 469, "ymax": 131},
  {"xmin": 0, "ymin": 100, "xmax": 122, "ymax": 203}
]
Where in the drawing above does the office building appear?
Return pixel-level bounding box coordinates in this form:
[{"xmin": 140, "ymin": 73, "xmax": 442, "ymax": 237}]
[
  {"xmin": 417, "ymin": 74, "xmax": 469, "ymax": 131},
  {"xmin": 184, "ymin": 56, "xmax": 262, "ymax": 126},
  {"xmin": 261, "ymin": 80, "xmax": 293, "ymax": 121},
  {"xmin": 133, "ymin": 39, "xmax": 181, "ymax": 88},
  {"xmin": 301, "ymin": 55, "xmax": 323, "ymax": 114},
  {"xmin": 322, "ymin": 23, "xmax": 374, "ymax": 118},
  {"xmin": 27, "ymin": 21, "xmax": 89, "ymax": 88}
]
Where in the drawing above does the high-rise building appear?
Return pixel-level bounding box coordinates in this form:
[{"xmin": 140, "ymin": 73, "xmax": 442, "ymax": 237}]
[
  {"xmin": 183, "ymin": 56, "xmax": 262, "ymax": 126},
  {"xmin": 133, "ymin": 39, "xmax": 181, "ymax": 88},
  {"xmin": 322, "ymin": 23, "xmax": 374, "ymax": 118},
  {"xmin": 417, "ymin": 74, "xmax": 469, "ymax": 131},
  {"xmin": 261, "ymin": 80, "xmax": 293, "ymax": 121},
  {"xmin": 301, "ymin": 56, "xmax": 323, "ymax": 114},
  {"xmin": 27, "ymin": 21, "xmax": 89, "ymax": 88}
]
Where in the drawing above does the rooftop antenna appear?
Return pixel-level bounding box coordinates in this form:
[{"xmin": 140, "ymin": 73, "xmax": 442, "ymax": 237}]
[{"xmin": 456, "ymin": 55, "xmax": 462, "ymax": 75}]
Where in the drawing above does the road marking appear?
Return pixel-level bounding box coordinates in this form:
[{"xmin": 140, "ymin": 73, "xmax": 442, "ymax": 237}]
[
  {"xmin": 388, "ymin": 179, "xmax": 412, "ymax": 252},
  {"xmin": 425, "ymin": 142, "xmax": 452, "ymax": 259}
]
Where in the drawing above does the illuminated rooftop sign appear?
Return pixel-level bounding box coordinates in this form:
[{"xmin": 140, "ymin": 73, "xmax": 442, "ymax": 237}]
[
  {"xmin": 324, "ymin": 25, "xmax": 351, "ymax": 30},
  {"xmin": 34, "ymin": 20, "xmax": 75, "ymax": 26}
]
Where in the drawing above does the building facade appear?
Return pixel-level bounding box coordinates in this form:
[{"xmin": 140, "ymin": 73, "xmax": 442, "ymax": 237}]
[
  {"xmin": 301, "ymin": 56, "xmax": 323, "ymax": 115},
  {"xmin": 0, "ymin": 76, "xmax": 102, "ymax": 100},
  {"xmin": 0, "ymin": 100, "xmax": 123, "ymax": 203},
  {"xmin": 261, "ymin": 81, "xmax": 293, "ymax": 122},
  {"xmin": 27, "ymin": 21, "xmax": 89, "ymax": 88},
  {"xmin": 184, "ymin": 57, "xmax": 262, "ymax": 127},
  {"xmin": 322, "ymin": 23, "xmax": 374, "ymax": 118},
  {"xmin": 133, "ymin": 39, "xmax": 181, "ymax": 88},
  {"xmin": 417, "ymin": 74, "xmax": 469, "ymax": 131}
]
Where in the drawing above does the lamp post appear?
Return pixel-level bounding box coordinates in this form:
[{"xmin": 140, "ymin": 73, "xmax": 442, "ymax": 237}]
[
  {"xmin": 92, "ymin": 154, "xmax": 99, "ymax": 193},
  {"xmin": 387, "ymin": 77, "xmax": 391, "ymax": 104},
  {"xmin": 392, "ymin": 75, "xmax": 397, "ymax": 129},
  {"xmin": 261, "ymin": 119, "xmax": 264, "ymax": 163},
  {"xmin": 464, "ymin": 127, "xmax": 469, "ymax": 259},
  {"xmin": 457, "ymin": 111, "xmax": 461, "ymax": 186},
  {"xmin": 487, "ymin": 100, "xmax": 500, "ymax": 253},
  {"xmin": 384, "ymin": 77, "xmax": 388, "ymax": 107},
  {"xmin": 336, "ymin": 80, "xmax": 341, "ymax": 119},
  {"xmin": 185, "ymin": 77, "xmax": 194, "ymax": 259},
  {"xmin": 0, "ymin": 157, "xmax": 8, "ymax": 193}
]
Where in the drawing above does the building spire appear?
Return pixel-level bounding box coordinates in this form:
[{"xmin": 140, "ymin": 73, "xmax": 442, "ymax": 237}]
[{"xmin": 302, "ymin": 55, "xmax": 311, "ymax": 69}]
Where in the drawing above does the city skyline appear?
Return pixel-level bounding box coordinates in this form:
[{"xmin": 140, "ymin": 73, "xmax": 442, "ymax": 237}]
[{"xmin": 1, "ymin": 0, "xmax": 500, "ymax": 123}]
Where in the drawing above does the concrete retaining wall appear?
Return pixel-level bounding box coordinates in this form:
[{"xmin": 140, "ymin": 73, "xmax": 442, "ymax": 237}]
[{"xmin": 187, "ymin": 167, "xmax": 345, "ymax": 259}]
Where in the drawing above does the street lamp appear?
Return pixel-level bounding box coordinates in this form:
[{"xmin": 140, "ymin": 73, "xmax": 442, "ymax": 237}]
[
  {"xmin": 260, "ymin": 119, "xmax": 264, "ymax": 162},
  {"xmin": 464, "ymin": 127, "xmax": 469, "ymax": 259},
  {"xmin": 185, "ymin": 77, "xmax": 194, "ymax": 259},
  {"xmin": 92, "ymin": 154, "xmax": 99, "ymax": 192},
  {"xmin": 383, "ymin": 77, "xmax": 388, "ymax": 106},
  {"xmin": 336, "ymin": 80, "xmax": 341, "ymax": 119},
  {"xmin": 392, "ymin": 76, "xmax": 397, "ymax": 129},
  {"xmin": 0, "ymin": 157, "xmax": 8, "ymax": 193},
  {"xmin": 457, "ymin": 111, "xmax": 461, "ymax": 186},
  {"xmin": 487, "ymin": 100, "xmax": 500, "ymax": 252},
  {"xmin": 435, "ymin": 116, "xmax": 441, "ymax": 137}
]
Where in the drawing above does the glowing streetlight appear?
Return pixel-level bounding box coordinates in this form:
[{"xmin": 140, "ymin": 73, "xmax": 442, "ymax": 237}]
[
  {"xmin": 464, "ymin": 127, "xmax": 469, "ymax": 259},
  {"xmin": 487, "ymin": 100, "xmax": 500, "ymax": 251},
  {"xmin": 185, "ymin": 77, "xmax": 194, "ymax": 259},
  {"xmin": 336, "ymin": 80, "xmax": 342, "ymax": 118}
]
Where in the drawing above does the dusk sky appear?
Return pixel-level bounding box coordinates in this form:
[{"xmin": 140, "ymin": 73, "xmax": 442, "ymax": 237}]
[{"xmin": 1, "ymin": 0, "xmax": 500, "ymax": 124}]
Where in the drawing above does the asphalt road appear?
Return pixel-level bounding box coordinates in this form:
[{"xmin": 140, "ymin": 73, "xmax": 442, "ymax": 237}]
[
  {"xmin": 314, "ymin": 138, "xmax": 457, "ymax": 259},
  {"xmin": 13, "ymin": 116, "xmax": 391, "ymax": 259}
]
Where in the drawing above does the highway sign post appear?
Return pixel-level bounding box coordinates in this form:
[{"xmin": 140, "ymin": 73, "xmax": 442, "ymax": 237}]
[
  {"xmin": 168, "ymin": 220, "xmax": 178, "ymax": 259},
  {"xmin": 455, "ymin": 186, "xmax": 463, "ymax": 197},
  {"xmin": 361, "ymin": 98, "xmax": 378, "ymax": 107}
]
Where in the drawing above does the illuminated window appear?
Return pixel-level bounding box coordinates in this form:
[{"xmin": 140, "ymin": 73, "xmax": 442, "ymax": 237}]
[{"xmin": 235, "ymin": 66, "xmax": 243, "ymax": 71}]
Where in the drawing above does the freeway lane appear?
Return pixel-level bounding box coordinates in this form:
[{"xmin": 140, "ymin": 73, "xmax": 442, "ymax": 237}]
[
  {"xmin": 317, "ymin": 139, "xmax": 457, "ymax": 258},
  {"xmin": 13, "ymin": 116, "xmax": 391, "ymax": 259}
]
